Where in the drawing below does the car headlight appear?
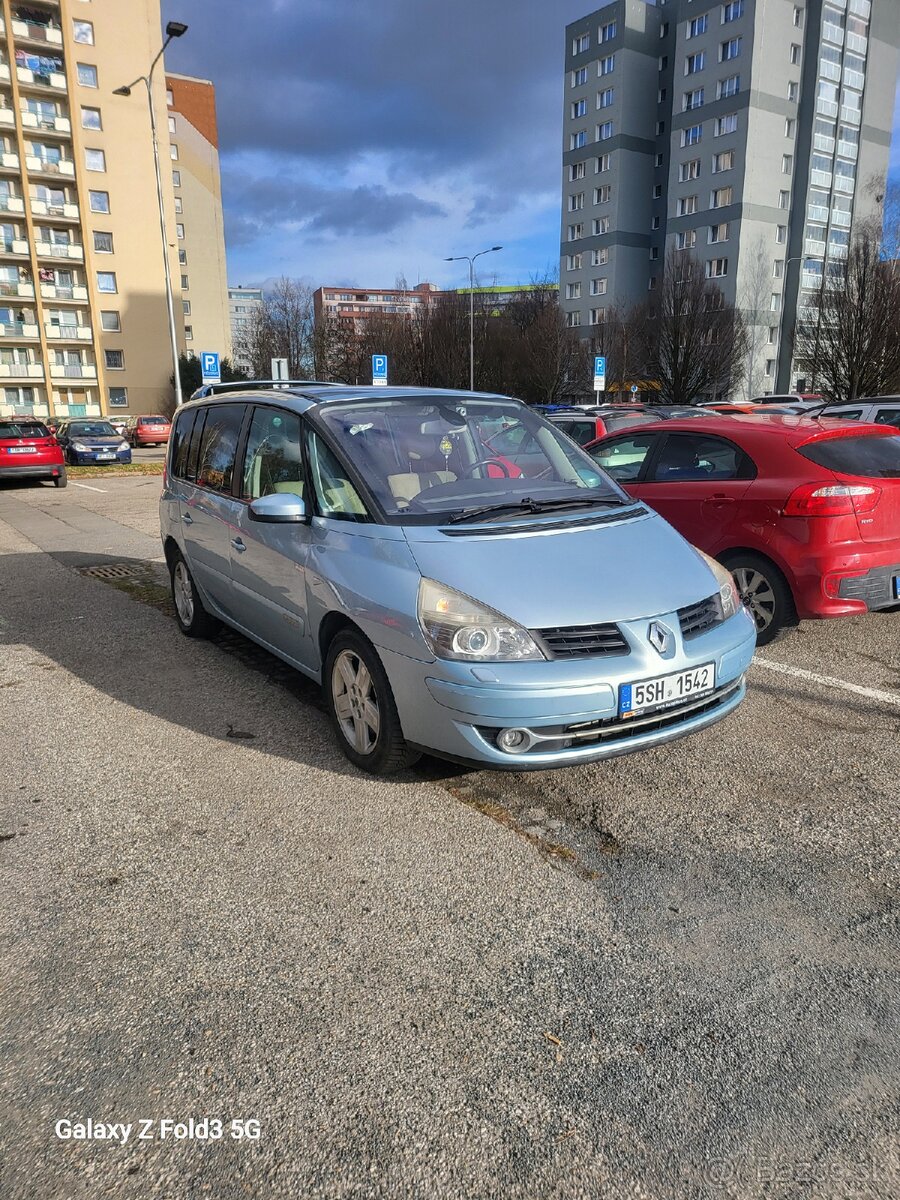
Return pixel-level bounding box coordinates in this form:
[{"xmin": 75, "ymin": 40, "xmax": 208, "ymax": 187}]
[
  {"xmin": 693, "ymin": 548, "xmax": 740, "ymax": 620},
  {"xmin": 72, "ymin": 441, "xmax": 89, "ymax": 452},
  {"xmin": 119, "ymin": 440, "xmax": 130, "ymax": 451},
  {"xmin": 417, "ymin": 577, "xmax": 546, "ymax": 661}
]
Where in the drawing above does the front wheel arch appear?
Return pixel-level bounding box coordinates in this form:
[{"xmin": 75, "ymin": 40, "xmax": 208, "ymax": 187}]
[{"xmin": 717, "ymin": 548, "xmax": 798, "ymax": 645}]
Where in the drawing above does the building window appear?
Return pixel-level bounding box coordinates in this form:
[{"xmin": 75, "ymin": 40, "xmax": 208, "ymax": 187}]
[
  {"xmin": 72, "ymin": 20, "xmax": 94, "ymax": 44},
  {"xmin": 81, "ymin": 107, "xmax": 101, "ymax": 130},
  {"xmin": 589, "ymin": 309, "xmax": 605, "ymax": 326},
  {"xmin": 685, "ymin": 52, "xmax": 705, "ymax": 75},
  {"xmin": 652, "ymin": 184, "xmax": 663, "ymax": 198},
  {"xmin": 594, "ymin": 184, "xmax": 611, "ymax": 203},
  {"xmin": 706, "ymin": 258, "xmax": 728, "ymax": 278},
  {"xmin": 565, "ymin": 282, "xmax": 581, "ymax": 299},
  {"xmin": 174, "ymin": 196, "xmax": 183, "ymax": 214},
  {"xmin": 787, "ymin": 81, "xmax": 798, "ymax": 102},
  {"xmin": 166, "ymin": 88, "xmax": 174, "ymax": 106},
  {"xmin": 96, "ymin": 271, "xmax": 117, "ymax": 293},
  {"xmin": 572, "ymin": 98, "xmax": 587, "ymax": 118},
  {"xmin": 590, "ymin": 278, "xmax": 608, "ymax": 296},
  {"xmin": 567, "ymin": 223, "xmax": 583, "ymax": 241},
  {"xmin": 77, "ymin": 63, "xmax": 98, "ymax": 88},
  {"xmin": 566, "ymin": 253, "xmax": 583, "ymax": 270},
  {"xmin": 722, "ymin": 1, "xmax": 744, "ymax": 21},
  {"xmin": 168, "ymin": 114, "xmax": 177, "ymax": 133},
  {"xmin": 656, "ymin": 120, "xmax": 666, "ymax": 136},
  {"xmin": 776, "ymin": 225, "xmax": 787, "ymax": 244},
  {"xmin": 655, "ymin": 152, "xmax": 664, "ymax": 167},
  {"xmin": 675, "ymin": 230, "xmax": 696, "ymax": 250},
  {"xmin": 569, "ymin": 192, "xmax": 585, "ymax": 211},
  {"xmin": 599, "ymin": 21, "xmax": 617, "ymax": 43},
  {"xmin": 651, "ymin": 215, "xmax": 661, "ymax": 229},
  {"xmin": 659, "ymin": 22, "xmax": 669, "ymax": 39},
  {"xmin": 591, "ymin": 247, "xmax": 609, "ymax": 266},
  {"xmin": 599, "ymin": 55, "xmax": 615, "ymax": 76},
  {"xmin": 790, "ymin": 44, "xmax": 801, "ymax": 65},
  {"xmin": 184, "ymin": 324, "xmax": 193, "ymax": 340},
  {"xmin": 170, "ymin": 144, "xmax": 179, "ymax": 161},
  {"xmin": 108, "ymin": 386, "xmax": 127, "ymax": 407},
  {"xmin": 172, "ymin": 169, "xmax": 181, "ymax": 187},
  {"xmin": 679, "ymin": 158, "xmax": 701, "ymax": 182},
  {"xmin": 181, "ymin": 274, "xmax": 189, "ymax": 290},
  {"xmin": 597, "ymin": 88, "xmax": 614, "ymax": 109},
  {"xmin": 648, "ymin": 277, "xmax": 658, "ymax": 291},
  {"xmin": 570, "ymin": 161, "xmax": 585, "ymax": 181},
  {"xmin": 572, "ymin": 33, "xmax": 590, "ymax": 54},
  {"xmin": 100, "ymin": 311, "xmax": 120, "ymax": 332},
  {"xmin": 178, "ymin": 248, "xmax": 187, "ymax": 265},
  {"xmin": 571, "ymin": 130, "xmax": 586, "ymax": 149},
  {"xmin": 659, "ymin": 56, "xmax": 668, "ymax": 72},
  {"xmin": 593, "ymin": 217, "xmax": 610, "ymax": 235},
  {"xmin": 782, "ymin": 154, "xmax": 793, "ymax": 174},
  {"xmin": 711, "ymin": 186, "xmax": 733, "ymax": 207},
  {"xmin": 93, "ymin": 231, "xmax": 113, "ymax": 253},
  {"xmin": 785, "ymin": 117, "xmax": 795, "ymax": 138},
  {"xmin": 681, "ymin": 124, "xmax": 702, "ymax": 147},
  {"xmin": 84, "ymin": 148, "xmax": 105, "ymax": 172},
  {"xmin": 778, "ymin": 190, "xmax": 790, "ymax": 209},
  {"xmin": 176, "ymin": 223, "xmax": 185, "ymax": 239},
  {"xmin": 596, "ymin": 153, "xmax": 610, "ymax": 172},
  {"xmin": 709, "ymin": 223, "xmax": 729, "ymax": 243},
  {"xmin": 566, "ymin": 312, "xmax": 581, "ymax": 328},
  {"xmin": 773, "ymin": 260, "xmax": 785, "ymax": 279},
  {"xmin": 718, "ymin": 74, "xmax": 740, "ymax": 99},
  {"xmin": 687, "ymin": 15, "xmax": 708, "ymax": 38},
  {"xmin": 104, "ymin": 349, "xmax": 124, "ymax": 369},
  {"xmin": 715, "ymin": 113, "xmax": 738, "ymax": 136},
  {"xmin": 720, "ymin": 38, "xmax": 742, "ymax": 61},
  {"xmin": 88, "ymin": 190, "xmax": 109, "ymax": 213},
  {"xmin": 182, "ymin": 300, "xmax": 191, "ymax": 315},
  {"xmin": 572, "ymin": 67, "xmax": 588, "ymax": 87},
  {"xmin": 770, "ymin": 293, "xmax": 782, "ymax": 312},
  {"xmin": 712, "ymin": 150, "xmax": 734, "ymax": 173},
  {"xmin": 658, "ymin": 88, "xmax": 667, "ymax": 104},
  {"xmin": 683, "ymin": 88, "xmax": 704, "ymax": 110},
  {"xmin": 597, "ymin": 121, "xmax": 613, "ymax": 140},
  {"xmin": 650, "ymin": 247, "xmax": 659, "ymax": 261},
  {"xmin": 678, "ymin": 195, "xmax": 698, "ymax": 215},
  {"xmin": 765, "ymin": 359, "xmax": 775, "ymax": 377},
  {"xmin": 793, "ymin": 6, "xmax": 803, "ymax": 28}
]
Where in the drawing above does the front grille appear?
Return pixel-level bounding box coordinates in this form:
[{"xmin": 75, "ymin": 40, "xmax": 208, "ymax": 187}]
[
  {"xmin": 534, "ymin": 622, "xmax": 629, "ymax": 659},
  {"xmin": 678, "ymin": 593, "xmax": 721, "ymax": 640}
]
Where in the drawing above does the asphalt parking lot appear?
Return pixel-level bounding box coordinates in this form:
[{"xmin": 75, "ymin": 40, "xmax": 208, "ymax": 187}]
[{"xmin": 1, "ymin": 476, "xmax": 898, "ymax": 1199}]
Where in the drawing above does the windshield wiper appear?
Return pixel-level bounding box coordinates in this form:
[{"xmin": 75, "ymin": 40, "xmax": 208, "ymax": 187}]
[{"xmin": 447, "ymin": 495, "xmax": 631, "ymax": 524}]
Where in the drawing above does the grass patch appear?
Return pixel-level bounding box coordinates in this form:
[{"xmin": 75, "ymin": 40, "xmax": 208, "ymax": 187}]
[{"xmin": 67, "ymin": 463, "xmax": 165, "ymax": 479}]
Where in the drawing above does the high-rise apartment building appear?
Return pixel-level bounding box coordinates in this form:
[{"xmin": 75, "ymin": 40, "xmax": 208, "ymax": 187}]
[
  {"xmin": 0, "ymin": 0, "xmax": 229, "ymax": 422},
  {"xmin": 561, "ymin": 0, "xmax": 899, "ymax": 395},
  {"xmin": 228, "ymin": 284, "xmax": 263, "ymax": 371}
]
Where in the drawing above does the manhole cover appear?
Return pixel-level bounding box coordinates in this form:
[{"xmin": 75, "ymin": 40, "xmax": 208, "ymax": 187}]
[{"xmin": 80, "ymin": 564, "xmax": 147, "ymax": 580}]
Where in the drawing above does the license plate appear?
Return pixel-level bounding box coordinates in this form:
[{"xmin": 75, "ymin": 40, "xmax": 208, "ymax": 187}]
[
  {"xmin": 8, "ymin": 446, "xmax": 37, "ymax": 454},
  {"xmin": 619, "ymin": 663, "xmax": 715, "ymax": 718},
  {"xmin": 96, "ymin": 452, "xmax": 115, "ymax": 460}
]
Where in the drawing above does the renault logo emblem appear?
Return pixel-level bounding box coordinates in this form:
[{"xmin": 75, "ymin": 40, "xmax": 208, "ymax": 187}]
[{"xmin": 648, "ymin": 620, "xmax": 673, "ymax": 656}]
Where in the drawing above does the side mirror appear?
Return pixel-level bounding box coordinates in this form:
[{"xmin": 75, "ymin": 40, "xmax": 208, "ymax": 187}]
[{"xmin": 248, "ymin": 492, "xmax": 307, "ymax": 524}]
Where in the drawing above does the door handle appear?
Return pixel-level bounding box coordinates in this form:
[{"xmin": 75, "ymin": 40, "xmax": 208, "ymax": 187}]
[
  {"xmin": 231, "ymin": 537, "xmax": 246, "ymax": 553},
  {"xmin": 181, "ymin": 511, "xmax": 193, "ymax": 524}
]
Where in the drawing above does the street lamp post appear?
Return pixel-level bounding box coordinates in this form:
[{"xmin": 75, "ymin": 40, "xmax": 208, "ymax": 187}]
[
  {"xmin": 444, "ymin": 245, "xmax": 502, "ymax": 390},
  {"xmin": 113, "ymin": 21, "xmax": 188, "ymax": 408}
]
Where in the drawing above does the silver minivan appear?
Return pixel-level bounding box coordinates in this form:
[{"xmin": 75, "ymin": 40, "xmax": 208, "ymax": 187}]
[{"xmin": 160, "ymin": 385, "xmax": 756, "ymax": 774}]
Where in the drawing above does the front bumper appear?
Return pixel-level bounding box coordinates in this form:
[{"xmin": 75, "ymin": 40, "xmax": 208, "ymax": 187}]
[
  {"xmin": 378, "ymin": 606, "xmax": 756, "ymax": 769},
  {"xmin": 69, "ymin": 450, "xmax": 131, "ymax": 465}
]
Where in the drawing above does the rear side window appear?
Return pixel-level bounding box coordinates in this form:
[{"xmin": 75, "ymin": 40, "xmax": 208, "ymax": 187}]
[
  {"xmin": 830, "ymin": 409, "xmax": 862, "ymax": 420},
  {"xmin": 170, "ymin": 408, "xmax": 196, "ymax": 479},
  {"xmin": 651, "ymin": 434, "xmax": 755, "ymax": 482},
  {"xmin": 0, "ymin": 421, "xmax": 50, "ymax": 438},
  {"xmin": 561, "ymin": 420, "xmax": 599, "ymax": 446},
  {"xmin": 195, "ymin": 404, "xmax": 246, "ymax": 494},
  {"xmin": 798, "ymin": 434, "xmax": 900, "ymax": 478},
  {"xmin": 874, "ymin": 409, "xmax": 900, "ymax": 429}
]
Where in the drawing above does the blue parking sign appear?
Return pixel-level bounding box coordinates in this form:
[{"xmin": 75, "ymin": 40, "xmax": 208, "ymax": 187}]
[
  {"xmin": 200, "ymin": 352, "xmax": 220, "ymax": 382},
  {"xmin": 593, "ymin": 355, "xmax": 607, "ymax": 392},
  {"xmin": 372, "ymin": 354, "xmax": 388, "ymax": 387}
]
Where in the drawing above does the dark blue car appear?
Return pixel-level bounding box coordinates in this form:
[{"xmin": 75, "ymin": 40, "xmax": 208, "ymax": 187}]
[{"xmin": 55, "ymin": 420, "xmax": 132, "ymax": 466}]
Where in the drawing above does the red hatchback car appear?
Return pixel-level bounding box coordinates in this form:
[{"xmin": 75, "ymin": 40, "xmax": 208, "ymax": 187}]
[
  {"xmin": 586, "ymin": 414, "xmax": 900, "ymax": 643},
  {"xmin": 0, "ymin": 417, "xmax": 66, "ymax": 487},
  {"xmin": 128, "ymin": 414, "xmax": 171, "ymax": 448}
]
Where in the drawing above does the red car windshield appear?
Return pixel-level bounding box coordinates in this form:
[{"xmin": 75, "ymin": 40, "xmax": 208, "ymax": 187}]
[{"xmin": 0, "ymin": 421, "xmax": 51, "ymax": 439}]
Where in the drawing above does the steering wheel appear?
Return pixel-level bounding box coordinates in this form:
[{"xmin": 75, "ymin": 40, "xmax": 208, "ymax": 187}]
[{"xmin": 464, "ymin": 457, "xmax": 514, "ymax": 478}]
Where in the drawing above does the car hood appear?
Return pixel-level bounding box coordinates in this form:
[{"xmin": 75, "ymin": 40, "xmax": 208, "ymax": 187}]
[
  {"xmin": 402, "ymin": 509, "xmax": 718, "ymax": 627},
  {"xmin": 71, "ymin": 437, "xmax": 123, "ymax": 446}
]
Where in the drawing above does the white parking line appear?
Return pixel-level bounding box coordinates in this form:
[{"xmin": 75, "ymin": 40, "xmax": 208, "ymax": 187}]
[
  {"xmin": 754, "ymin": 656, "xmax": 900, "ymax": 707},
  {"xmin": 71, "ymin": 482, "xmax": 108, "ymax": 493}
]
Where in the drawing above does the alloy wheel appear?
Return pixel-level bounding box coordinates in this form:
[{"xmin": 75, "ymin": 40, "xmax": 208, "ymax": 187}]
[
  {"xmin": 332, "ymin": 649, "xmax": 380, "ymax": 755},
  {"xmin": 733, "ymin": 566, "xmax": 776, "ymax": 632},
  {"xmin": 173, "ymin": 560, "xmax": 194, "ymax": 626}
]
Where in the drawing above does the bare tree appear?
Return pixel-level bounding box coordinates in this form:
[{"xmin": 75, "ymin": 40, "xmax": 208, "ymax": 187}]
[
  {"xmin": 792, "ymin": 220, "xmax": 900, "ymax": 402},
  {"xmin": 738, "ymin": 234, "xmax": 772, "ymax": 401},
  {"xmin": 233, "ymin": 277, "xmax": 318, "ymax": 379},
  {"xmin": 630, "ymin": 248, "xmax": 747, "ymax": 405}
]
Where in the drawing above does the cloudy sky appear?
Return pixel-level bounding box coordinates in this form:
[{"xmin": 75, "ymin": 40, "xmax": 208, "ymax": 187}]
[{"xmin": 161, "ymin": 0, "xmax": 900, "ymax": 292}]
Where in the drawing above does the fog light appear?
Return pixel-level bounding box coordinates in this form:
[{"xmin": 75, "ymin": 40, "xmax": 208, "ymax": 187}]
[{"xmin": 497, "ymin": 727, "xmax": 530, "ymax": 753}]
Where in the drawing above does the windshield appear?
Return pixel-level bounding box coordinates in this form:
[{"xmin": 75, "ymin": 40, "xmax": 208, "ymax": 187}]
[
  {"xmin": 68, "ymin": 422, "xmax": 117, "ymax": 437},
  {"xmin": 315, "ymin": 397, "xmax": 628, "ymax": 523},
  {"xmin": 0, "ymin": 421, "xmax": 50, "ymax": 438}
]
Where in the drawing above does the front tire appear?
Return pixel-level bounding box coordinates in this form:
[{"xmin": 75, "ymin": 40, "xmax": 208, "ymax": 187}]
[
  {"xmin": 324, "ymin": 629, "xmax": 420, "ymax": 774},
  {"xmin": 169, "ymin": 549, "xmax": 218, "ymax": 638},
  {"xmin": 724, "ymin": 551, "xmax": 797, "ymax": 646}
]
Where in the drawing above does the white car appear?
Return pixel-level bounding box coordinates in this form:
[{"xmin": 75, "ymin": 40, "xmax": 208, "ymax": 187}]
[{"xmin": 816, "ymin": 398, "xmax": 900, "ymax": 429}]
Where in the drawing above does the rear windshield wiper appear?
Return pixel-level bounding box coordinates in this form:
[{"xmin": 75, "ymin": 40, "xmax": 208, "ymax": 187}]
[{"xmin": 447, "ymin": 495, "xmax": 631, "ymax": 524}]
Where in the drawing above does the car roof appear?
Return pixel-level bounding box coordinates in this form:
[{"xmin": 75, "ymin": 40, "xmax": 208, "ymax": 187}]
[
  {"xmin": 588, "ymin": 412, "xmax": 895, "ymax": 447},
  {"xmin": 180, "ymin": 383, "xmax": 519, "ymax": 416}
]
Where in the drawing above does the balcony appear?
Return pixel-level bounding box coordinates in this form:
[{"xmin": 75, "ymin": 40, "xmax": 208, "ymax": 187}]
[
  {"xmin": 30, "ymin": 198, "xmax": 78, "ymax": 219},
  {"xmin": 0, "ymin": 196, "xmax": 24, "ymax": 214},
  {"xmin": 849, "ymin": 0, "xmax": 870, "ymax": 15},
  {"xmin": 828, "ymin": 243, "xmax": 849, "ymax": 260},
  {"xmin": 819, "ymin": 61, "xmax": 841, "ymax": 82},
  {"xmin": 20, "ymin": 110, "xmax": 71, "ymax": 134},
  {"xmin": 810, "ymin": 168, "xmax": 832, "ymax": 188},
  {"xmin": 840, "ymin": 105, "xmax": 861, "ymax": 125},
  {"xmin": 0, "ymin": 66, "xmax": 9, "ymax": 84},
  {"xmin": 0, "ymin": 321, "xmax": 39, "ymax": 337},
  {"xmin": 837, "ymin": 139, "xmax": 858, "ymax": 160},
  {"xmin": 11, "ymin": 19, "xmax": 63, "ymax": 46},
  {"xmin": 0, "ymin": 280, "xmax": 34, "ymax": 297},
  {"xmin": 0, "ymin": 361, "xmax": 43, "ymax": 378},
  {"xmin": 0, "ymin": 106, "xmax": 14, "ymax": 127},
  {"xmin": 833, "ymin": 175, "xmax": 855, "ymax": 194},
  {"xmin": 34, "ymin": 239, "xmax": 83, "ymax": 260},
  {"xmin": 813, "ymin": 133, "xmax": 835, "ymax": 153},
  {"xmin": 801, "ymin": 274, "xmax": 822, "ymax": 292},
  {"xmin": 44, "ymin": 321, "xmax": 91, "ymax": 340},
  {"xmin": 807, "ymin": 204, "xmax": 829, "ymax": 222},
  {"xmin": 831, "ymin": 208, "xmax": 851, "ymax": 228},
  {"xmin": 822, "ymin": 25, "xmax": 844, "ymax": 47},
  {"xmin": 50, "ymin": 362, "xmax": 96, "ymax": 380},
  {"xmin": 40, "ymin": 282, "xmax": 88, "ymax": 300},
  {"xmin": 25, "ymin": 154, "xmax": 74, "ymax": 176},
  {"xmin": 805, "ymin": 238, "xmax": 826, "ymax": 257},
  {"xmin": 0, "ymin": 151, "xmax": 20, "ymax": 169},
  {"xmin": 816, "ymin": 97, "xmax": 838, "ymax": 117},
  {"xmin": 16, "ymin": 67, "xmax": 66, "ymax": 91},
  {"xmin": 0, "ymin": 238, "xmax": 29, "ymax": 256},
  {"xmin": 844, "ymin": 68, "xmax": 864, "ymax": 90},
  {"xmin": 846, "ymin": 32, "xmax": 867, "ymax": 54}
]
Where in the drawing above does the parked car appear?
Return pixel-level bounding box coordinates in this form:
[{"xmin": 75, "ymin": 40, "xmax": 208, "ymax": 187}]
[
  {"xmin": 55, "ymin": 420, "xmax": 132, "ymax": 465},
  {"xmin": 548, "ymin": 407, "xmax": 653, "ymax": 446},
  {"xmin": 107, "ymin": 417, "xmax": 129, "ymax": 437},
  {"xmin": 127, "ymin": 414, "xmax": 171, "ymax": 447},
  {"xmin": 0, "ymin": 417, "xmax": 66, "ymax": 487},
  {"xmin": 160, "ymin": 385, "xmax": 756, "ymax": 774},
  {"xmin": 749, "ymin": 393, "xmax": 824, "ymax": 410},
  {"xmin": 585, "ymin": 413, "xmax": 900, "ymax": 644},
  {"xmin": 813, "ymin": 398, "xmax": 900, "ymax": 429}
]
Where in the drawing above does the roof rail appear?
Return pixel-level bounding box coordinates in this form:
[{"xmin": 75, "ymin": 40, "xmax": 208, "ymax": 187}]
[{"xmin": 188, "ymin": 379, "xmax": 341, "ymax": 400}]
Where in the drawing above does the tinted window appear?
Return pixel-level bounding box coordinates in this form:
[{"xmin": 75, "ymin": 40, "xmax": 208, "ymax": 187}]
[
  {"xmin": 242, "ymin": 407, "xmax": 304, "ymax": 500},
  {"xmin": 604, "ymin": 412, "xmax": 660, "ymax": 432},
  {"xmin": 185, "ymin": 410, "xmax": 207, "ymax": 482},
  {"xmin": 195, "ymin": 404, "xmax": 245, "ymax": 493},
  {"xmin": 829, "ymin": 409, "xmax": 862, "ymax": 421},
  {"xmin": 0, "ymin": 421, "xmax": 50, "ymax": 438},
  {"xmin": 555, "ymin": 419, "xmax": 599, "ymax": 446},
  {"xmin": 651, "ymin": 434, "xmax": 751, "ymax": 482},
  {"xmin": 873, "ymin": 409, "xmax": 900, "ymax": 429},
  {"xmin": 589, "ymin": 433, "xmax": 658, "ymax": 482},
  {"xmin": 798, "ymin": 434, "xmax": 900, "ymax": 478},
  {"xmin": 170, "ymin": 408, "xmax": 196, "ymax": 479}
]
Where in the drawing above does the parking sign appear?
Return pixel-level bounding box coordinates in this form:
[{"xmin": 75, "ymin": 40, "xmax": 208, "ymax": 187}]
[
  {"xmin": 372, "ymin": 354, "xmax": 388, "ymax": 387},
  {"xmin": 593, "ymin": 355, "xmax": 607, "ymax": 393},
  {"xmin": 200, "ymin": 352, "xmax": 220, "ymax": 383}
]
